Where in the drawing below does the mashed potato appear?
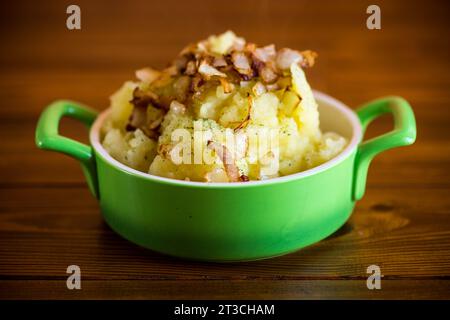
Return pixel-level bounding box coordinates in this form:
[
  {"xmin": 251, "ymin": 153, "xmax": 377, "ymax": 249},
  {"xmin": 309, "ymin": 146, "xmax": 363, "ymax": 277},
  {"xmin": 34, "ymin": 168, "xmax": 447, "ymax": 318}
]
[{"xmin": 101, "ymin": 31, "xmax": 347, "ymax": 182}]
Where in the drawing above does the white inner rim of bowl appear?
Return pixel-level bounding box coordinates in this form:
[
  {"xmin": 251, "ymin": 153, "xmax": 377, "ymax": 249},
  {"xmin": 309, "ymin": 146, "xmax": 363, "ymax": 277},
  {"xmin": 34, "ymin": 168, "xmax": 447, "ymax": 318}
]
[{"xmin": 90, "ymin": 90, "xmax": 362, "ymax": 187}]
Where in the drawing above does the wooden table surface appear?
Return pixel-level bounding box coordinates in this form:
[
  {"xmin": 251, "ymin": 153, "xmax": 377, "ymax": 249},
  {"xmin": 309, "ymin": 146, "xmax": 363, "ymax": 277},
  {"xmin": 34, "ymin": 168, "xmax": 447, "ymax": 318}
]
[{"xmin": 1, "ymin": 0, "xmax": 450, "ymax": 299}]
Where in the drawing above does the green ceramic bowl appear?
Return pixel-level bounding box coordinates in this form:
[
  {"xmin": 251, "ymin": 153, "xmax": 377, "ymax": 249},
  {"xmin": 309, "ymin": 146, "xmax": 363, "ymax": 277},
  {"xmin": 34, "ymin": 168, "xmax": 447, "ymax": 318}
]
[{"xmin": 35, "ymin": 92, "xmax": 416, "ymax": 261}]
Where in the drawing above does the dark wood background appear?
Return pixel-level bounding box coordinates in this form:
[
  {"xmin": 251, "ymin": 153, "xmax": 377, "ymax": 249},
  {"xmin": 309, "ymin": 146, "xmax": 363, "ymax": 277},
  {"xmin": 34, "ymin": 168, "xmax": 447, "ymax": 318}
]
[{"xmin": 1, "ymin": 0, "xmax": 449, "ymax": 299}]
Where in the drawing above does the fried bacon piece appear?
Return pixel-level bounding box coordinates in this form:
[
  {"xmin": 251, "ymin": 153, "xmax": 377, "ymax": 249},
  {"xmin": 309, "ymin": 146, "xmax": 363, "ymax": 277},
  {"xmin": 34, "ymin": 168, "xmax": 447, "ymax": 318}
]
[
  {"xmin": 240, "ymin": 174, "xmax": 250, "ymax": 182},
  {"xmin": 185, "ymin": 60, "xmax": 197, "ymax": 75},
  {"xmin": 253, "ymin": 44, "xmax": 276, "ymax": 63},
  {"xmin": 190, "ymin": 74, "xmax": 204, "ymax": 92},
  {"xmin": 131, "ymin": 87, "xmax": 171, "ymax": 111},
  {"xmin": 231, "ymin": 36, "xmax": 246, "ymax": 51},
  {"xmin": 130, "ymin": 87, "xmax": 158, "ymax": 109},
  {"xmin": 219, "ymin": 78, "xmax": 234, "ymax": 93},
  {"xmin": 252, "ymin": 81, "xmax": 266, "ymax": 96},
  {"xmin": 135, "ymin": 67, "xmax": 161, "ymax": 83},
  {"xmin": 169, "ymin": 100, "xmax": 187, "ymax": 114},
  {"xmin": 173, "ymin": 76, "xmax": 191, "ymax": 102},
  {"xmin": 231, "ymin": 52, "xmax": 253, "ymax": 76},
  {"xmin": 299, "ymin": 50, "xmax": 317, "ymax": 68},
  {"xmin": 212, "ymin": 56, "xmax": 227, "ymax": 68},
  {"xmin": 126, "ymin": 110, "xmax": 159, "ymax": 139},
  {"xmin": 157, "ymin": 143, "xmax": 173, "ymax": 159},
  {"xmin": 234, "ymin": 95, "xmax": 253, "ymax": 131},
  {"xmin": 179, "ymin": 43, "xmax": 197, "ymax": 56},
  {"xmin": 198, "ymin": 60, "xmax": 227, "ymax": 79},
  {"xmin": 259, "ymin": 64, "xmax": 278, "ymax": 84},
  {"xmin": 148, "ymin": 117, "xmax": 163, "ymax": 130},
  {"xmin": 276, "ymin": 48, "xmax": 318, "ymax": 70},
  {"xmin": 207, "ymin": 140, "xmax": 241, "ymax": 182},
  {"xmin": 173, "ymin": 55, "xmax": 189, "ymax": 73},
  {"xmin": 127, "ymin": 87, "xmax": 167, "ymax": 137},
  {"xmin": 276, "ymin": 48, "xmax": 303, "ymax": 70},
  {"xmin": 128, "ymin": 104, "xmax": 147, "ymax": 129}
]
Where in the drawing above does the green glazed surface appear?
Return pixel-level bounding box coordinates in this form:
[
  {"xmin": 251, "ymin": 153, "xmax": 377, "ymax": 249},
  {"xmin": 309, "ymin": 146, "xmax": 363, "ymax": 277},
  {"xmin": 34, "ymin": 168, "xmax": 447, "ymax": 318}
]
[
  {"xmin": 96, "ymin": 148, "xmax": 356, "ymax": 261},
  {"xmin": 35, "ymin": 94, "xmax": 416, "ymax": 261}
]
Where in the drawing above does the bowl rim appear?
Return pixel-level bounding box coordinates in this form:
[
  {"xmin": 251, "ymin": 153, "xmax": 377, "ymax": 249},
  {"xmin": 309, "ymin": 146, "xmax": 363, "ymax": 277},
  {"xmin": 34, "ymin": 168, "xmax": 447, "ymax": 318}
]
[{"xmin": 90, "ymin": 90, "xmax": 362, "ymax": 188}]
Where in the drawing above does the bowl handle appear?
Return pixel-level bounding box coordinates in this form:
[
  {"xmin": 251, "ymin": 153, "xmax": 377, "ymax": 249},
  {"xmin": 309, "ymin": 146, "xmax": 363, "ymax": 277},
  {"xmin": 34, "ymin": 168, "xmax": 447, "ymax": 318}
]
[
  {"xmin": 35, "ymin": 100, "xmax": 99, "ymax": 198},
  {"xmin": 353, "ymin": 96, "xmax": 416, "ymax": 200}
]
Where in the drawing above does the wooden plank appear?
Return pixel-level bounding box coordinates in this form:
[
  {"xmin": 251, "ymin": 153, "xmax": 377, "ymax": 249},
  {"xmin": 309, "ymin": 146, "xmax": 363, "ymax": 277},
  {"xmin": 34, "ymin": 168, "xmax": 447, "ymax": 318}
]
[
  {"xmin": 0, "ymin": 187, "xmax": 449, "ymax": 280},
  {"xmin": 1, "ymin": 280, "xmax": 449, "ymax": 300}
]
